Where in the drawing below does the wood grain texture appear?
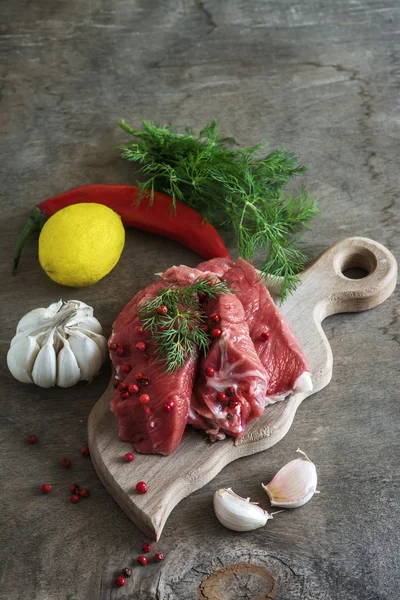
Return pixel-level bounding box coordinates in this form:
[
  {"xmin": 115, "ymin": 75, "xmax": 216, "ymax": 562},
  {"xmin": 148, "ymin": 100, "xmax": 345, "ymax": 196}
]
[
  {"xmin": 88, "ymin": 237, "xmax": 397, "ymax": 540},
  {"xmin": 1, "ymin": 0, "xmax": 400, "ymax": 598}
]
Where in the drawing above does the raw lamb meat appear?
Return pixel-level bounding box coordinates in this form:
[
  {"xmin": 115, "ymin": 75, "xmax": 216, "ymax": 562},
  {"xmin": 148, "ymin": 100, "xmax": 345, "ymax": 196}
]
[
  {"xmin": 198, "ymin": 257, "xmax": 312, "ymax": 400},
  {"xmin": 109, "ymin": 279, "xmax": 197, "ymax": 456},
  {"xmin": 162, "ymin": 262, "xmax": 271, "ymax": 441},
  {"xmin": 191, "ymin": 292, "xmax": 268, "ymax": 441},
  {"xmin": 109, "ymin": 257, "xmax": 311, "ymax": 455}
]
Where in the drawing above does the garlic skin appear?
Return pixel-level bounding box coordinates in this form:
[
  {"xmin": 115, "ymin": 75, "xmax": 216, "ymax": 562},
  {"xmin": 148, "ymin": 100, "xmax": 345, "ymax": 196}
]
[
  {"xmin": 7, "ymin": 335, "xmax": 41, "ymax": 383},
  {"xmin": 262, "ymin": 449, "xmax": 318, "ymax": 508},
  {"xmin": 32, "ymin": 329, "xmax": 57, "ymax": 388},
  {"xmin": 16, "ymin": 300, "xmax": 63, "ymax": 333},
  {"xmin": 213, "ymin": 488, "xmax": 274, "ymax": 532},
  {"xmin": 56, "ymin": 337, "xmax": 81, "ymax": 388},
  {"xmin": 67, "ymin": 330, "xmax": 103, "ymax": 381},
  {"xmin": 7, "ymin": 300, "xmax": 106, "ymax": 388}
]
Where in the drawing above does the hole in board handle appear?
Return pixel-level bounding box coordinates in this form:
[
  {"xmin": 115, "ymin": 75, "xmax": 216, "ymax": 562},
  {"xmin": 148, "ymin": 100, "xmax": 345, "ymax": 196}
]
[
  {"xmin": 342, "ymin": 267, "xmax": 369, "ymax": 280},
  {"xmin": 338, "ymin": 248, "xmax": 378, "ymax": 280}
]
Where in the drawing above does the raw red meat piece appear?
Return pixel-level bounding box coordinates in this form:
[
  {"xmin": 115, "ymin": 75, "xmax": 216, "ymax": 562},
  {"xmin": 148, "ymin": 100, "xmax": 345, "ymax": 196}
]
[
  {"xmin": 220, "ymin": 258, "xmax": 311, "ymax": 399},
  {"xmin": 163, "ymin": 261, "xmax": 270, "ymax": 441},
  {"xmin": 191, "ymin": 292, "xmax": 268, "ymax": 441},
  {"xmin": 109, "ymin": 279, "xmax": 198, "ymax": 456}
]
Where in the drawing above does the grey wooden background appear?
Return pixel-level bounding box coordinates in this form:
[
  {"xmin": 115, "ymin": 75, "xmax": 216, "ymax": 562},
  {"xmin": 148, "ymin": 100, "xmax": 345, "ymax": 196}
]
[{"xmin": 0, "ymin": 1, "xmax": 399, "ymax": 599}]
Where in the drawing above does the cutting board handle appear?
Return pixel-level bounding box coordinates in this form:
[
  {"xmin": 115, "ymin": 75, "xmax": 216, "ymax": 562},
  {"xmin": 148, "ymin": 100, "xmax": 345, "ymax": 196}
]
[{"xmin": 301, "ymin": 236, "xmax": 397, "ymax": 318}]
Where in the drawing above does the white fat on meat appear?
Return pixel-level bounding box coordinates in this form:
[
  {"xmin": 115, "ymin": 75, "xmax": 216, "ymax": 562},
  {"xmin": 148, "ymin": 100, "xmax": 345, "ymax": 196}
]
[{"xmin": 265, "ymin": 371, "xmax": 313, "ymax": 405}]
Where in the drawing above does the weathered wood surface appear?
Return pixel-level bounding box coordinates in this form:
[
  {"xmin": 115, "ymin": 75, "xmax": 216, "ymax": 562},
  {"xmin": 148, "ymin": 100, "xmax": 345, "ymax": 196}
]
[
  {"xmin": 0, "ymin": 1, "xmax": 399, "ymax": 598},
  {"xmin": 88, "ymin": 237, "xmax": 397, "ymax": 541}
]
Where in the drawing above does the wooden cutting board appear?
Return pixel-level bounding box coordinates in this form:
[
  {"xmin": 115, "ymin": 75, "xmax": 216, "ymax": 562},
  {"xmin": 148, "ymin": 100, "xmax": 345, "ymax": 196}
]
[{"xmin": 88, "ymin": 237, "xmax": 397, "ymax": 540}]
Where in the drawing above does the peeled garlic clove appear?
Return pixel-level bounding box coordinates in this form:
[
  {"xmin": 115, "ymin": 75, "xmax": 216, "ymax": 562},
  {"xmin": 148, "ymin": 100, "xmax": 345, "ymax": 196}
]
[
  {"xmin": 262, "ymin": 449, "xmax": 318, "ymax": 508},
  {"xmin": 68, "ymin": 330, "xmax": 103, "ymax": 380},
  {"xmin": 7, "ymin": 335, "xmax": 41, "ymax": 383},
  {"xmin": 57, "ymin": 338, "xmax": 81, "ymax": 388},
  {"xmin": 213, "ymin": 488, "xmax": 274, "ymax": 532},
  {"xmin": 32, "ymin": 331, "xmax": 57, "ymax": 388}
]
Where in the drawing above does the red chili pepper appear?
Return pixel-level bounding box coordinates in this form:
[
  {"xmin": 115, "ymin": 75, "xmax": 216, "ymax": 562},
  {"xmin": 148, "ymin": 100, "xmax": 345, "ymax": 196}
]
[{"xmin": 13, "ymin": 184, "xmax": 230, "ymax": 272}]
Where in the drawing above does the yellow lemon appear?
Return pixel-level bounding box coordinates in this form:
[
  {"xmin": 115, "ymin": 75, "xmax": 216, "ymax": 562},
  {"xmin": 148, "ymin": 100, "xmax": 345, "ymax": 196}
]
[{"xmin": 39, "ymin": 203, "xmax": 125, "ymax": 287}]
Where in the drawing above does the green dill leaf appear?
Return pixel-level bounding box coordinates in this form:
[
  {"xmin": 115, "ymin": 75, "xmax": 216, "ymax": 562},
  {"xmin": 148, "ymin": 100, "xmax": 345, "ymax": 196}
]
[
  {"xmin": 138, "ymin": 279, "xmax": 231, "ymax": 372},
  {"xmin": 118, "ymin": 119, "xmax": 318, "ymax": 300}
]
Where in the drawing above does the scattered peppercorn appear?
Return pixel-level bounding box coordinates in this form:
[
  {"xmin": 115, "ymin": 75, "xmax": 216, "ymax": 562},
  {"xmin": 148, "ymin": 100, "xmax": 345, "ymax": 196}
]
[
  {"xmin": 79, "ymin": 489, "xmax": 90, "ymax": 498},
  {"xmin": 205, "ymin": 367, "xmax": 215, "ymax": 377},
  {"xmin": 80, "ymin": 446, "xmax": 90, "ymax": 457},
  {"xmin": 157, "ymin": 305, "xmax": 168, "ymax": 315},
  {"xmin": 121, "ymin": 364, "xmax": 131, "ymax": 374},
  {"xmin": 70, "ymin": 483, "xmax": 80, "ymax": 494},
  {"xmin": 217, "ymin": 392, "xmax": 226, "ymax": 402},
  {"xmin": 128, "ymin": 383, "xmax": 139, "ymax": 395},
  {"xmin": 70, "ymin": 494, "xmax": 80, "ymax": 503},
  {"xmin": 211, "ymin": 328, "xmax": 222, "ymax": 338},
  {"xmin": 142, "ymin": 542, "xmax": 152, "ymax": 553},
  {"xmin": 61, "ymin": 458, "xmax": 72, "ymax": 469},
  {"xmin": 260, "ymin": 331, "xmax": 270, "ymax": 342},
  {"xmin": 136, "ymin": 481, "xmax": 147, "ymax": 494},
  {"xmin": 121, "ymin": 567, "xmax": 131, "ymax": 578},
  {"xmin": 124, "ymin": 452, "xmax": 135, "ymax": 463},
  {"xmin": 154, "ymin": 553, "xmax": 164, "ymax": 562},
  {"xmin": 163, "ymin": 400, "xmax": 175, "ymax": 412},
  {"xmin": 116, "ymin": 347, "xmax": 125, "ymax": 357},
  {"xmin": 137, "ymin": 555, "xmax": 148, "ymax": 566},
  {"xmin": 115, "ymin": 576, "xmax": 126, "ymax": 587},
  {"xmin": 136, "ymin": 373, "xmax": 150, "ymax": 386},
  {"xmin": 136, "ymin": 341, "xmax": 146, "ymax": 352},
  {"xmin": 209, "ymin": 313, "xmax": 220, "ymax": 324},
  {"xmin": 41, "ymin": 483, "xmax": 52, "ymax": 494},
  {"xmin": 139, "ymin": 394, "xmax": 150, "ymax": 405},
  {"xmin": 27, "ymin": 434, "xmax": 37, "ymax": 444},
  {"xmin": 225, "ymin": 386, "xmax": 235, "ymax": 397}
]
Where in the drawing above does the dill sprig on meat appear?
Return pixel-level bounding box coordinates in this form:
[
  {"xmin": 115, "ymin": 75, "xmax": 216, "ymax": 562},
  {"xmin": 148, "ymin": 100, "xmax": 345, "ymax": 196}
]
[
  {"xmin": 118, "ymin": 119, "xmax": 318, "ymax": 300},
  {"xmin": 138, "ymin": 278, "xmax": 231, "ymax": 373}
]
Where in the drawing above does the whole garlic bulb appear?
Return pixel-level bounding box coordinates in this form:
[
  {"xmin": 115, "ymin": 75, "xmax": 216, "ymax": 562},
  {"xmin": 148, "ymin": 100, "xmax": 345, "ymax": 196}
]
[{"xmin": 7, "ymin": 300, "xmax": 106, "ymax": 388}]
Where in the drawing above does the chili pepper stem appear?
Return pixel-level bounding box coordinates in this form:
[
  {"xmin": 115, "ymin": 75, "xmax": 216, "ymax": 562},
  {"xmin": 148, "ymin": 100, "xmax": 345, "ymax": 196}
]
[{"xmin": 13, "ymin": 207, "xmax": 46, "ymax": 273}]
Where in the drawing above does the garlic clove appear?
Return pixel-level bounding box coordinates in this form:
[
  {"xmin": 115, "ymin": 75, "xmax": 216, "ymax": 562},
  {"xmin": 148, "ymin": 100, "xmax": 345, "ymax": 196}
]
[
  {"xmin": 17, "ymin": 308, "xmax": 49, "ymax": 333},
  {"xmin": 47, "ymin": 300, "xmax": 63, "ymax": 315},
  {"xmin": 67, "ymin": 330, "xmax": 103, "ymax": 380},
  {"xmin": 79, "ymin": 329, "xmax": 108, "ymax": 361},
  {"xmin": 213, "ymin": 488, "xmax": 274, "ymax": 532},
  {"xmin": 262, "ymin": 449, "xmax": 318, "ymax": 508},
  {"xmin": 16, "ymin": 300, "xmax": 63, "ymax": 333},
  {"xmin": 57, "ymin": 337, "xmax": 81, "ymax": 388},
  {"xmin": 31, "ymin": 330, "xmax": 57, "ymax": 388},
  {"xmin": 7, "ymin": 335, "xmax": 41, "ymax": 383},
  {"xmin": 68, "ymin": 315, "xmax": 103, "ymax": 335},
  {"xmin": 67, "ymin": 300, "xmax": 94, "ymax": 317}
]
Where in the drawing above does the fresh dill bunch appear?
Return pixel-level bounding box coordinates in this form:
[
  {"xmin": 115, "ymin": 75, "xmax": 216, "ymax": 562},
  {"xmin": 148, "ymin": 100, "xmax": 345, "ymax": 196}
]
[
  {"xmin": 138, "ymin": 278, "xmax": 231, "ymax": 373},
  {"xmin": 118, "ymin": 119, "xmax": 318, "ymax": 299}
]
